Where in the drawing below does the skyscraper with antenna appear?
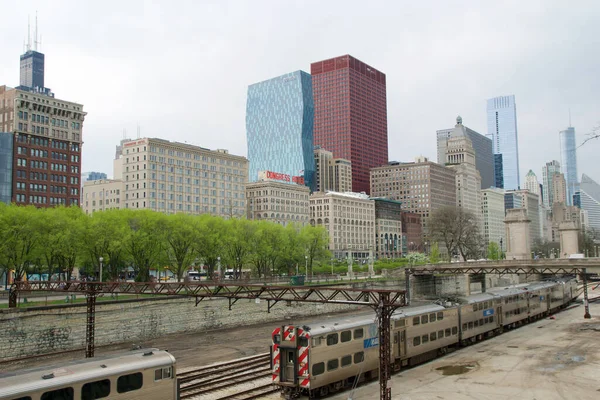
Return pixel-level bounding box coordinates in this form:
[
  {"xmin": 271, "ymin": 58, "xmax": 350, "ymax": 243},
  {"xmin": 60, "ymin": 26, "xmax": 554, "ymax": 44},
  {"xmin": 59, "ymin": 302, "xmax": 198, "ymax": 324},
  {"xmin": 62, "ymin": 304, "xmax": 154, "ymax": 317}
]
[{"xmin": 19, "ymin": 12, "xmax": 46, "ymax": 91}]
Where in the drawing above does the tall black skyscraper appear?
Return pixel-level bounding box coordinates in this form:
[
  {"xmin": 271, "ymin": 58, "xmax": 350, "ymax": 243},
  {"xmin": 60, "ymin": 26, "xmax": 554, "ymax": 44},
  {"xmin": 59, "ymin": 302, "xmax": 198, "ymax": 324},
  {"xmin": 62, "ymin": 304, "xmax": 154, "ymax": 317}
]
[
  {"xmin": 18, "ymin": 14, "xmax": 47, "ymax": 93},
  {"xmin": 19, "ymin": 50, "xmax": 45, "ymax": 90}
]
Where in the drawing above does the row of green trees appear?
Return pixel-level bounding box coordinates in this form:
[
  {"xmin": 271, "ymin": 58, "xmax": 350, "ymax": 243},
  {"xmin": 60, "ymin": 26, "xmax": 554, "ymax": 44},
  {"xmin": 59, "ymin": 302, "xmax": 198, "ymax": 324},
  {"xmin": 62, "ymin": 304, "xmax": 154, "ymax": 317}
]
[{"xmin": 0, "ymin": 204, "xmax": 330, "ymax": 282}]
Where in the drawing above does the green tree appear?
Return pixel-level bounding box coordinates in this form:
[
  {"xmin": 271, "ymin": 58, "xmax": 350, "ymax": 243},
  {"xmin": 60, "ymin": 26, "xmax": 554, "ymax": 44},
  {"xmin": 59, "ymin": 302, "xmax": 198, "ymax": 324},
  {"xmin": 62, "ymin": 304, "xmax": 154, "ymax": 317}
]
[
  {"xmin": 487, "ymin": 241, "xmax": 500, "ymax": 260},
  {"xmin": 279, "ymin": 223, "xmax": 305, "ymax": 275},
  {"xmin": 300, "ymin": 225, "xmax": 330, "ymax": 276},
  {"xmin": 428, "ymin": 242, "xmax": 441, "ymax": 263},
  {"xmin": 53, "ymin": 207, "xmax": 86, "ymax": 280},
  {"xmin": 223, "ymin": 218, "xmax": 255, "ymax": 279},
  {"xmin": 165, "ymin": 214, "xmax": 198, "ymax": 281},
  {"xmin": 195, "ymin": 214, "xmax": 226, "ymax": 280},
  {"xmin": 123, "ymin": 210, "xmax": 167, "ymax": 282},
  {"xmin": 0, "ymin": 205, "xmax": 41, "ymax": 280}
]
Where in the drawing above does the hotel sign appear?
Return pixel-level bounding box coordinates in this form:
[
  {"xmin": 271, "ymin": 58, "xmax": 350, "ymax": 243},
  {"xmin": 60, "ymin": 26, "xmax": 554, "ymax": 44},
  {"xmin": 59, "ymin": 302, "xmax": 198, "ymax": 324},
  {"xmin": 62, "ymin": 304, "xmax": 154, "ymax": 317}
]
[{"xmin": 259, "ymin": 170, "xmax": 305, "ymax": 185}]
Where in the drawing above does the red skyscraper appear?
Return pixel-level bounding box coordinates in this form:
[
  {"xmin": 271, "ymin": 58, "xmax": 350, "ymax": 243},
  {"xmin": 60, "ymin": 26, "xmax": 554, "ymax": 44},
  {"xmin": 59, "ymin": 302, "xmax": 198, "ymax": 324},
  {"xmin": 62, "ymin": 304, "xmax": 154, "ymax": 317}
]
[{"xmin": 311, "ymin": 55, "xmax": 388, "ymax": 194}]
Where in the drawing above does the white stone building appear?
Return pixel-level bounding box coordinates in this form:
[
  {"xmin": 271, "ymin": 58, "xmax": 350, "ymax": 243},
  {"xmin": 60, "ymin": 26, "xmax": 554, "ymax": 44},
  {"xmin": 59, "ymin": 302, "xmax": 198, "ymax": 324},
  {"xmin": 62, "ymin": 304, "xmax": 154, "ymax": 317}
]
[
  {"xmin": 481, "ymin": 187, "xmax": 506, "ymax": 248},
  {"xmin": 118, "ymin": 137, "xmax": 248, "ymax": 217},
  {"xmin": 246, "ymin": 180, "xmax": 310, "ymax": 226},
  {"xmin": 82, "ymin": 179, "xmax": 124, "ymax": 214},
  {"xmin": 310, "ymin": 191, "xmax": 375, "ymax": 260}
]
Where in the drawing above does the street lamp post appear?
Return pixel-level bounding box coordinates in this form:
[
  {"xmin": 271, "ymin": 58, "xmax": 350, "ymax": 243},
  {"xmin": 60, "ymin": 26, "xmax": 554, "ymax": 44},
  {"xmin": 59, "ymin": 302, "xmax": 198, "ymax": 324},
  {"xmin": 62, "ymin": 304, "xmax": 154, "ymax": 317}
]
[
  {"xmin": 304, "ymin": 255, "xmax": 308, "ymax": 279},
  {"xmin": 347, "ymin": 245, "xmax": 353, "ymax": 278},
  {"xmin": 330, "ymin": 258, "xmax": 334, "ymax": 276},
  {"xmin": 98, "ymin": 257, "xmax": 103, "ymax": 283}
]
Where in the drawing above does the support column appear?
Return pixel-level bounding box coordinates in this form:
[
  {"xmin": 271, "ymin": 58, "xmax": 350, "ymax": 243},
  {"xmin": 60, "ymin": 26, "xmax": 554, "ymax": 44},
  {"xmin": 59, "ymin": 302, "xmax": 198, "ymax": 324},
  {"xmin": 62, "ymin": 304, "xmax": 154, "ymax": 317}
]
[
  {"xmin": 85, "ymin": 288, "xmax": 98, "ymax": 358},
  {"xmin": 582, "ymin": 268, "xmax": 591, "ymax": 319},
  {"xmin": 377, "ymin": 292, "xmax": 392, "ymax": 400},
  {"xmin": 405, "ymin": 269, "xmax": 411, "ymax": 306}
]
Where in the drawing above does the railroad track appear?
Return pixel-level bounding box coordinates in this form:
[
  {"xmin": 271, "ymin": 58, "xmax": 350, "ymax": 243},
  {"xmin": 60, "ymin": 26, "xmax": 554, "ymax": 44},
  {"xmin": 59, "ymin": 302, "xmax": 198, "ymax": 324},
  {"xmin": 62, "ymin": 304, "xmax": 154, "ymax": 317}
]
[{"xmin": 179, "ymin": 353, "xmax": 275, "ymax": 400}]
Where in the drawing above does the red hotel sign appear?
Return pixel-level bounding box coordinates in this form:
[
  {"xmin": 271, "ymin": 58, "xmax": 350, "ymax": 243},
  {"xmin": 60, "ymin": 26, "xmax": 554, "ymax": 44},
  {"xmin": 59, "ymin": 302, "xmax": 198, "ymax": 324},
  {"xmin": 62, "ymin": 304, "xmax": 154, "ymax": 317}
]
[
  {"xmin": 263, "ymin": 171, "xmax": 305, "ymax": 185},
  {"xmin": 266, "ymin": 171, "xmax": 290, "ymax": 182}
]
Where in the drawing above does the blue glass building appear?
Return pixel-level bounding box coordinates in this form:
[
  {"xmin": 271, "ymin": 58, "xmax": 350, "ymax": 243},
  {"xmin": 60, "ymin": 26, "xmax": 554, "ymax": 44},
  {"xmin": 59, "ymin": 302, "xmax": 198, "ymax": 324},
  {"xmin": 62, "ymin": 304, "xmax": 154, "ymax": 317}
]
[
  {"xmin": 494, "ymin": 153, "xmax": 504, "ymax": 189},
  {"xmin": 487, "ymin": 95, "xmax": 520, "ymax": 190},
  {"xmin": 246, "ymin": 71, "xmax": 315, "ymax": 190},
  {"xmin": 559, "ymin": 127, "xmax": 578, "ymax": 205},
  {"xmin": 0, "ymin": 132, "xmax": 13, "ymax": 204}
]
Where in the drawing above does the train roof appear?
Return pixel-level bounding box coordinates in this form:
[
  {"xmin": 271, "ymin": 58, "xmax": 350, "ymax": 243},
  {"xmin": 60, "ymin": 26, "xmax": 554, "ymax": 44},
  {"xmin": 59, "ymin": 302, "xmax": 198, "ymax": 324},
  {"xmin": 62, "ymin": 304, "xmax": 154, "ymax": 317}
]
[
  {"xmin": 392, "ymin": 304, "xmax": 446, "ymax": 318},
  {"xmin": 461, "ymin": 292, "xmax": 500, "ymax": 304},
  {"xmin": 0, "ymin": 348, "xmax": 175, "ymax": 397},
  {"xmin": 301, "ymin": 304, "xmax": 449, "ymax": 336}
]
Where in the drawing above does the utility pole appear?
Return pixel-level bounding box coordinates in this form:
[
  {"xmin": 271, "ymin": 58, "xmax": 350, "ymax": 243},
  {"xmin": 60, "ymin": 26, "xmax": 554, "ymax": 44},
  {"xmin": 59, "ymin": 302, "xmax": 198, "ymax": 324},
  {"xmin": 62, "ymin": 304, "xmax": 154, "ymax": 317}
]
[{"xmin": 377, "ymin": 292, "xmax": 392, "ymax": 400}]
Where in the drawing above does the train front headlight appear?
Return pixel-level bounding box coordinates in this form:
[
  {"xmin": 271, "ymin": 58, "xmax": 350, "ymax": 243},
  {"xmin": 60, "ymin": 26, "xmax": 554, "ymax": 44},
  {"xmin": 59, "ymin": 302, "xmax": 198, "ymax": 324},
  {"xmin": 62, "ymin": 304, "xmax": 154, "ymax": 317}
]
[{"xmin": 300, "ymin": 362, "xmax": 308, "ymax": 376}]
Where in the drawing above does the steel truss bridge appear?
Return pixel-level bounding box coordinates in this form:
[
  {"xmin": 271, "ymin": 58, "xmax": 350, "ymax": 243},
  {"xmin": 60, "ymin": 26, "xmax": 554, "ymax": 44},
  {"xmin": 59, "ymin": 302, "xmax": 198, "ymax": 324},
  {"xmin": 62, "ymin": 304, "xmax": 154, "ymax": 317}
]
[
  {"xmin": 8, "ymin": 260, "xmax": 597, "ymax": 400},
  {"xmin": 405, "ymin": 264, "xmax": 594, "ymax": 319},
  {"xmin": 9, "ymin": 281, "xmax": 406, "ymax": 400}
]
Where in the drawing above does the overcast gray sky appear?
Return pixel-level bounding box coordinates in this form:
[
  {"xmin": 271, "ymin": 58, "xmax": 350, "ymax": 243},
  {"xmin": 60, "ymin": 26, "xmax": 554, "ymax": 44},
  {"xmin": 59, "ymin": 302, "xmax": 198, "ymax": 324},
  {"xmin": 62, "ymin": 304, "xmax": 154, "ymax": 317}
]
[{"xmin": 1, "ymin": 0, "xmax": 599, "ymax": 184}]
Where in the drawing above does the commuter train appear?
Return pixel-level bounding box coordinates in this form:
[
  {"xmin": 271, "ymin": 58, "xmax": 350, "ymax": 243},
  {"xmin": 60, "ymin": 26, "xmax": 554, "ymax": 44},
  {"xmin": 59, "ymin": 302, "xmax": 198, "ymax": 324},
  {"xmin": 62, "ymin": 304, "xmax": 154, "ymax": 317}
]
[
  {"xmin": 0, "ymin": 348, "xmax": 177, "ymax": 400},
  {"xmin": 270, "ymin": 278, "xmax": 578, "ymax": 398}
]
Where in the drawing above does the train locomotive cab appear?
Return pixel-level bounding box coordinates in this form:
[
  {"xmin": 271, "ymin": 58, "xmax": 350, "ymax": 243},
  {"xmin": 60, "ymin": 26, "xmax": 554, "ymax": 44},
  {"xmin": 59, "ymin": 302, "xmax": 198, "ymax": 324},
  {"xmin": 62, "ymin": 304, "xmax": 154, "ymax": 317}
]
[{"xmin": 271, "ymin": 325, "xmax": 310, "ymax": 398}]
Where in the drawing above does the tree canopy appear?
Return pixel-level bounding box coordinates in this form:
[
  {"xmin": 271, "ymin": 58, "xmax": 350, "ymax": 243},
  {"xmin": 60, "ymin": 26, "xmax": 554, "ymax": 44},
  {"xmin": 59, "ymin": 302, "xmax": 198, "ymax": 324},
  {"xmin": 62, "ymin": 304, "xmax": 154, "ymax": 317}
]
[
  {"xmin": 428, "ymin": 206, "xmax": 484, "ymax": 261},
  {"xmin": 0, "ymin": 204, "xmax": 331, "ymax": 282}
]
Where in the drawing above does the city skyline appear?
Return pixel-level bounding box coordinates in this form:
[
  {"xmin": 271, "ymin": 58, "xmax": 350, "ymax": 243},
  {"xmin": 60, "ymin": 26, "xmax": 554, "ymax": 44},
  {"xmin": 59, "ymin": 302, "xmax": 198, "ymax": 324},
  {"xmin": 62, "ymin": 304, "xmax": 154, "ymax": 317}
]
[{"xmin": 0, "ymin": 1, "xmax": 599, "ymax": 185}]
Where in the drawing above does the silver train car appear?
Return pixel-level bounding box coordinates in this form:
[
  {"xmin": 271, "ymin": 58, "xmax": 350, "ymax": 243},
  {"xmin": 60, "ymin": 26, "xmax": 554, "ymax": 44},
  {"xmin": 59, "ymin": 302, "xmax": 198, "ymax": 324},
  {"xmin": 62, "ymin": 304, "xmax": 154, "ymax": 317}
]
[
  {"xmin": 0, "ymin": 348, "xmax": 177, "ymax": 400},
  {"xmin": 270, "ymin": 278, "xmax": 578, "ymax": 398}
]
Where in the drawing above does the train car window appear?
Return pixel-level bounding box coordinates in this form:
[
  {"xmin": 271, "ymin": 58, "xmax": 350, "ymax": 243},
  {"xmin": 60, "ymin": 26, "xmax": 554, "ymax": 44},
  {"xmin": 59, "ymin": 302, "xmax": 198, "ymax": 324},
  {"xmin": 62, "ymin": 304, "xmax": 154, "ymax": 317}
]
[
  {"xmin": 313, "ymin": 362, "xmax": 325, "ymax": 376},
  {"xmin": 341, "ymin": 355, "xmax": 352, "ymax": 367},
  {"xmin": 354, "ymin": 328, "xmax": 364, "ymax": 339},
  {"xmin": 413, "ymin": 336, "xmax": 420, "ymax": 346},
  {"xmin": 327, "ymin": 359, "xmax": 339, "ymax": 371},
  {"xmin": 474, "ymin": 320, "xmax": 479, "ymax": 328},
  {"xmin": 326, "ymin": 333, "xmax": 338, "ymax": 346},
  {"xmin": 484, "ymin": 301, "xmax": 489, "ymax": 309},
  {"xmin": 154, "ymin": 367, "xmax": 173, "ymax": 381},
  {"xmin": 479, "ymin": 319, "xmax": 484, "ymax": 326},
  {"xmin": 117, "ymin": 372, "xmax": 143, "ymax": 393},
  {"xmin": 421, "ymin": 314, "xmax": 428, "ymax": 324},
  {"xmin": 341, "ymin": 331, "xmax": 352, "ymax": 343},
  {"xmin": 437, "ymin": 312, "xmax": 444, "ymax": 321},
  {"xmin": 273, "ymin": 334, "xmax": 281, "ymax": 344},
  {"xmin": 298, "ymin": 337, "xmax": 309, "ymax": 347},
  {"xmin": 462, "ymin": 323, "xmax": 467, "ymax": 331},
  {"xmin": 430, "ymin": 332, "xmax": 436, "ymax": 341},
  {"xmin": 82, "ymin": 379, "xmax": 110, "ymax": 400},
  {"xmin": 490, "ymin": 316, "xmax": 494, "ymax": 323},
  {"xmin": 505, "ymin": 312, "xmax": 509, "ymax": 318},
  {"xmin": 468, "ymin": 322, "xmax": 473, "ymax": 330},
  {"xmin": 413, "ymin": 317, "xmax": 420, "ymax": 326},
  {"xmin": 41, "ymin": 387, "xmax": 74, "ymax": 400},
  {"xmin": 438, "ymin": 330, "xmax": 444, "ymax": 339},
  {"xmin": 422, "ymin": 334, "xmax": 429, "ymax": 344},
  {"xmin": 445, "ymin": 328, "xmax": 451, "ymax": 337},
  {"xmin": 354, "ymin": 351, "xmax": 365, "ymax": 363},
  {"xmin": 452, "ymin": 327, "xmax": 458, "ymax": 335},
  {"xmin": 429, "ymin": 313, "xmax": 436, "ymax": 322}
]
